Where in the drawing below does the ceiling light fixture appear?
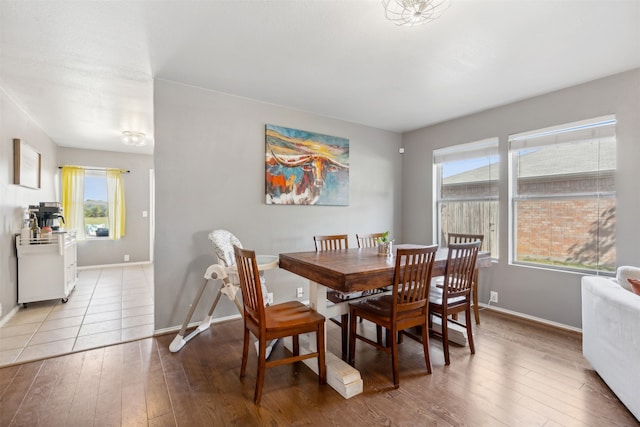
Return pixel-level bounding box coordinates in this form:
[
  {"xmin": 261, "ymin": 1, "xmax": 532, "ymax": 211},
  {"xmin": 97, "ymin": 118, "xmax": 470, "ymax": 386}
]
[
  {"xmin": 122, "ymin": 131, "xmax": 146, "ymax": 147},
  {"xmin": 382, "ymin": 0, "xmax": 451, "ymax": 27}
]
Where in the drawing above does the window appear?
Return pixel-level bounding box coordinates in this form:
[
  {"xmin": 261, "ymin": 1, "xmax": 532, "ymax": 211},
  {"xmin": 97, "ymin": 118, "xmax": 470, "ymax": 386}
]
[
  {"xmin": 509, "ymin": 115, "xmax": 616, "ymax": 273},
  {"xmin": 84, "ymin": 171, "xmax": 109, "ymax": 238},
  {"xmin": 61, "ymin": 166, "xmax": 126, "ymax": 241},
  {"xmin": 434, "ymin": 138, "xmax": 499, "ymax": 257}
]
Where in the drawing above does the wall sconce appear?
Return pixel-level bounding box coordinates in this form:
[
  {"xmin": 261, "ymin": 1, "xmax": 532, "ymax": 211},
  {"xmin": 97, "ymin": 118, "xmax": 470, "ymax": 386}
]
[{"xmin": 122, "ymin": 131, "xmax": 146, "ymax": 147}]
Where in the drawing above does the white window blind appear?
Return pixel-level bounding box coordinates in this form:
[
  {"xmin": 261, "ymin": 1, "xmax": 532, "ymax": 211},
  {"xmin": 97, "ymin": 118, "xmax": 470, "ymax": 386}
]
[
  {"xmin": 509, "ymin": 115, "xmax": 616, "ymax": 273},
  {"xmin": 434, "ymin": 138, "xmax": 499, "ymax": 164},
  {"xmin": 433, "ymin": 138, "xmax": 499, "ymax": 258}
]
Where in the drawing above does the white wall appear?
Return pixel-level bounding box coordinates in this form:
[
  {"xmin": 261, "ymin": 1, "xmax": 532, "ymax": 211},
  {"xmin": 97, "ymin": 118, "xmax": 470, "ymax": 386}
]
[
  {"xmin": 58, "ymin": 147, "xmax": 153, "ymax": 266},
  {"xmin": 401, "ymin": 69, "xmax": 640, "ymax": 328},
  {"xmin": 153, "ymin": 79, "xmax": 402, "ymax": 330},
  {"xmin": 0, "ymin": 88, "xmax": 59, "ymax": 321}
]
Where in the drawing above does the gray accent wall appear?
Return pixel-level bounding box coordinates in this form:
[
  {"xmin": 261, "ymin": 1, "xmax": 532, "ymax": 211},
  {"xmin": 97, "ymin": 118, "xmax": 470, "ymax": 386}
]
[
  {"xmin": 58, "ymin": 147, "xmax": 153, "ymax": 267},
  {"xmin": 153, "ymin": 79, "xmax": 403, "ymax": 330},
  {"xmin": 1, "ymin": 89, "xmax": 59, "ymax": 321},
  {"xmin": 401, "ymin": 69, "xmax": 640, "ymax": 328}
]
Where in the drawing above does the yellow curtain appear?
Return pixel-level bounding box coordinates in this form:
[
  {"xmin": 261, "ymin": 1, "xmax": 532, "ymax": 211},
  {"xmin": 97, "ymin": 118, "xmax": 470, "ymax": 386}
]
[
  {"xmin": 106, "ymin": 169, "xmax": 126, "ymax": 239},
  {"xmin": 61, "ymin": 166, "xmax": 86, "ymax": 240}
]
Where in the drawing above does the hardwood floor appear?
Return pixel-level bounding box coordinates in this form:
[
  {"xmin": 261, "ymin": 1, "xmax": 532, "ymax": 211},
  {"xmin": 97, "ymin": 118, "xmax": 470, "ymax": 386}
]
[{"xmin": 0, "ymin": 310, "xmax": 637, "ymax": 426}]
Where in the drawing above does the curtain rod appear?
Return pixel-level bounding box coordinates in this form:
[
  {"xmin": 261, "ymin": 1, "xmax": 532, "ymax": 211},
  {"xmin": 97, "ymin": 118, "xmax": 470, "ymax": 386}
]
[{"xmin": 58, "ymin": 166, "xmax": 130, "ymax": 173}]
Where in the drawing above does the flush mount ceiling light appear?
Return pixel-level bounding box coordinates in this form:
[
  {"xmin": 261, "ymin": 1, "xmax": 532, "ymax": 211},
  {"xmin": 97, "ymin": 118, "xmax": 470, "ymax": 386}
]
[
  {"xmin": 382, "ymin": 0, "xmax": 451, "ymax": 27},
  {"xmin": 121, "ymin": 131, "xmax": 146, "ymax": 147}
]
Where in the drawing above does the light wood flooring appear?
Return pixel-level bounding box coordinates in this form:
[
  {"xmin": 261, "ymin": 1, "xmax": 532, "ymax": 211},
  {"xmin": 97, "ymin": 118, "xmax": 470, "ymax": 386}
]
[{"xmin": 0, "ymin": 310, "xmax": 637, "ymax": 426}]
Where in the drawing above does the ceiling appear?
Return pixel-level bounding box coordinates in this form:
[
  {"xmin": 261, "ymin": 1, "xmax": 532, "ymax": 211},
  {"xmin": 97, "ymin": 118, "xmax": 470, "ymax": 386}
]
[{"xmin": 1, "ymin": 1, "xmax": 639, "ymax": 155}]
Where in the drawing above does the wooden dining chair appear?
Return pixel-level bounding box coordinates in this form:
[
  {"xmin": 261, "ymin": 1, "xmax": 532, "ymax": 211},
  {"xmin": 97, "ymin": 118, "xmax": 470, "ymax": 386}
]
[
  {"xmin": 234, "ymin": 246, "xmax": 326, "ymax": 404},
  {"xmin": 356, "ymin": 232, "xmax": 385, "ymax": 248},
  {"xmin": 429, "ymin": 241, "xmax": 481, "ymax": 365},
  {"xmin": 447, "ymin": 233, "xmax": 484, "ymax": 324},
  {"xmin": 314, "ymin": 234, "xmax": 349, "ymax": 251},
  {"xmin": 348, "ymin": 245, "xmax": 438, "ymax": 388}
]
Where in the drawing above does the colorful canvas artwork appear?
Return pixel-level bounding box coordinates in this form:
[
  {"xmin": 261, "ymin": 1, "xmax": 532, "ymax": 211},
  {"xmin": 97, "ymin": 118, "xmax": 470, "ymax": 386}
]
[{"xmin": 265, "ymin": 124, "xmax": 349, "ymax": 205}]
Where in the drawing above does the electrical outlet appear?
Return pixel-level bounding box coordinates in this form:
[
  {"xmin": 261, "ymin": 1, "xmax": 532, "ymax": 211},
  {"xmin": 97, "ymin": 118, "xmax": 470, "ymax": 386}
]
[
  {"xmin": 490, "ymin": 291, "xmax": 498, "ymax": 303},
  {"xmin": 296, "ymin": 287, "xmax": 303, "ymax": 298},
  {"xmin": 267, "ymin": 293, "xmax": 274, "ymax": 305},
  {"xmin": 124, "ymin": 254, "xmax": 130, "ymax": 262}
]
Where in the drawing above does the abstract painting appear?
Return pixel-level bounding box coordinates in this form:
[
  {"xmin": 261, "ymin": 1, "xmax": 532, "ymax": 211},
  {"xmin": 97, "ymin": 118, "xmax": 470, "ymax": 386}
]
[{"xmin": 265, "ymin": 124, "xmax": 349, "ymax": 205}]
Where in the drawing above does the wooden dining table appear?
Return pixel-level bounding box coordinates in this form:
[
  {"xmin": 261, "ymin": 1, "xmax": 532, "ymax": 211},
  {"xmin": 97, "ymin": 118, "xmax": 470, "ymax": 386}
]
[{"xmin": 278, "ymin": 244, "xmax": 491, "ymax": 399}]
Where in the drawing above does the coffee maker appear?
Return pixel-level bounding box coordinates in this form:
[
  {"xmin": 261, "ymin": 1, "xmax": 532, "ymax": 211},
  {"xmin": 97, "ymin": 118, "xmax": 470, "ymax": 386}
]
[{"xmin": 28, "ymin": 202, "xmax": 65, "ymax": 231}]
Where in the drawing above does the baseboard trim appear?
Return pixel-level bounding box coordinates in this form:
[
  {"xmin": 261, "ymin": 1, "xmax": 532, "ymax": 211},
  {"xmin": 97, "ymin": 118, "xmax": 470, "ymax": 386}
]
[
  {"xmin": 479, "ymin": 303, "xmax": 582, "ymax": 334},
  {"xmin": 0, "ymin": 305, "xmax": 21, "ymax": 328},
  {"xmin": 153, "ymin": 312, "xmax": 243, "ymax": 336},
  {"xmin": 78, "ymin": 261, "xmax": 152, "ymax": 270},
  {"xmin": 160, "ymin": 300, "xmax": 570, "ymax": 340}
]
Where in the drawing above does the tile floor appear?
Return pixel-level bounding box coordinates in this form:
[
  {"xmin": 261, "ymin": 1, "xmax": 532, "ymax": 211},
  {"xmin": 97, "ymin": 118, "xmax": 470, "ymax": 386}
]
[{"xmin": 0, "ymin": 264, "xmax": 154, "ymax": 367}]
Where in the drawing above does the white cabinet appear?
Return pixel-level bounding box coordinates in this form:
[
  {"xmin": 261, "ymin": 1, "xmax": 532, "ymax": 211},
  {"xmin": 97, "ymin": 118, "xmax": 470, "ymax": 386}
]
[{"xmin": 16, "ymin": 231, "xmax": 77, "ymax": 307}]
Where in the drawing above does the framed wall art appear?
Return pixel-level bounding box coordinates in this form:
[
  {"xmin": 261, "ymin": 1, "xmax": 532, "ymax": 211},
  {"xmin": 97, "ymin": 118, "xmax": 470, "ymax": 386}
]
[
  {"xmin": 265, "ymin": 124, "xmax": 349, "ymax": 206},
  {"xmin": 13, "ymin": 138, "xmax": 41, "ymax": 189}
]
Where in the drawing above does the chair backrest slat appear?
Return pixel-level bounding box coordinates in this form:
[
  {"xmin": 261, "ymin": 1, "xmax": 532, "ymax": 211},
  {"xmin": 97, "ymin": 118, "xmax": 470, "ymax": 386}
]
[
  {"xmin": 443, "ymin": 241, "xmax": 481, "ymax": 299},
  {"xmin": 447, "ymin": 232, "xmax": 484, "ymax": 251},
  {"xmin": 356, "ymin": 233, "xmax": 385, "ymax": 249},
  {"xmin": 314, "ymin": 234, "xmax": 349, "ymax": 251},
  {"xmin": 234, "ymin": 246, "xmax": 265, "ymax": 327},
  {"xmin": 393, "ymin": 246, "xmax": 438, "ymax": 316}
]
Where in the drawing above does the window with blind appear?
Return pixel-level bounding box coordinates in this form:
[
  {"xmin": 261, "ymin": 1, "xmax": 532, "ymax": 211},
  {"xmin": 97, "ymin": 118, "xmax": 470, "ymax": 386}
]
[
  {"xmin": 509, "ymin": 115, "xmax": 616, "ymax": 273},
  {"xmin": 434, "ymin": 138, "xmax": 499, "ymax": 258}
]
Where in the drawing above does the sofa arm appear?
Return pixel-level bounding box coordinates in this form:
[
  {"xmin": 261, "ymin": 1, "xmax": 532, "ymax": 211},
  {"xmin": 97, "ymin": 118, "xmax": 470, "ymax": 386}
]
[{"xmin": 581, "ymin": 275, "xmax": 640, "ymax": 420}]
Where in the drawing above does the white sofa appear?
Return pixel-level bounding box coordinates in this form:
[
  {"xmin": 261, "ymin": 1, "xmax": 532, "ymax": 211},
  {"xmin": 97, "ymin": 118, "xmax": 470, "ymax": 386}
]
[{"xmin": 581, "ymin": 273, "xmax": 640, "ymax": 420}]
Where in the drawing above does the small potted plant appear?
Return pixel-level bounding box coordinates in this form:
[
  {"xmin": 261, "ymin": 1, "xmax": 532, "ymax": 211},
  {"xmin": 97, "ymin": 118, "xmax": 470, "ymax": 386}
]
[{"xmin": 377, "ymin": 231, "xmax": 393, "ymax": 256}]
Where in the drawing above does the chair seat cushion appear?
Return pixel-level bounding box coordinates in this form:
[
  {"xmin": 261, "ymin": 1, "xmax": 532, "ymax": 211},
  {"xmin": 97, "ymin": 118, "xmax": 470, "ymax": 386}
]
[
  {"xmin": 429, "ymin": 286, "xmax": 465, "ymax": 305},
  {"xmin": 350, "ymin": 294, "xmax": 393, "ymax": 317},
  {"xmin": 265, "ymin": 301, "xmax": 324, "ymax": 329},
  {"xmin": 349, "ymin": 294, "xmax": 424, "ymax": 321}
]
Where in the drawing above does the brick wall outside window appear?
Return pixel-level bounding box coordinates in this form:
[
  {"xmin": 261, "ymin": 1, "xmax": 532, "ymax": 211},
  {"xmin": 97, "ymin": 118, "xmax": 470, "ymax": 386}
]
[{"xmin": 516, "ymin": 198, "xmax": 615, "ymax": 270}]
